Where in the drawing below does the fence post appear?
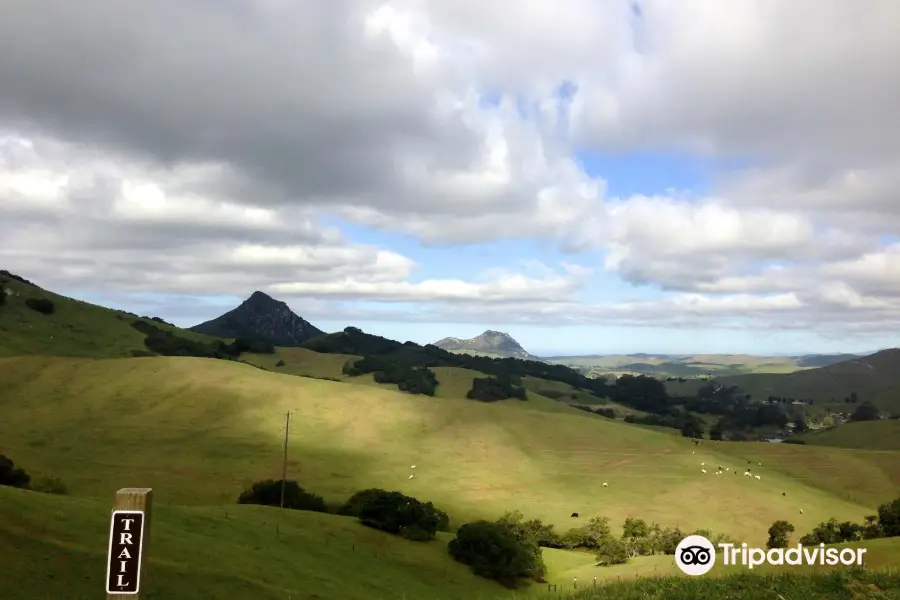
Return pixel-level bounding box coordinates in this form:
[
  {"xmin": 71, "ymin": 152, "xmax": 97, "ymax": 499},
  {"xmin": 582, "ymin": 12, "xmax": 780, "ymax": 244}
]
[{"xmin": 106, "ymin": 488, "xmax": 152, "ymax": 599}]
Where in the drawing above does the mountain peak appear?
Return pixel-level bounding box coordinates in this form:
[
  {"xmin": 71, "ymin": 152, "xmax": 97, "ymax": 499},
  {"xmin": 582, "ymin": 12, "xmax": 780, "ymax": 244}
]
[
  {"xmin": 189, "ymin": 292, "xmax": 324, "ymax": 346},
  {"xmin": 433, "ymin": 330, "xmax": 535, "ymax": 360}
]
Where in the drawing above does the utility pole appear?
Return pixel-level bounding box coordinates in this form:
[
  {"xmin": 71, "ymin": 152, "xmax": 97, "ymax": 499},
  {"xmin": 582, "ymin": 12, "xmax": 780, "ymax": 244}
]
[{"xmin": 280, "ymin": 410, "xmax": 291, "ymax": 509}]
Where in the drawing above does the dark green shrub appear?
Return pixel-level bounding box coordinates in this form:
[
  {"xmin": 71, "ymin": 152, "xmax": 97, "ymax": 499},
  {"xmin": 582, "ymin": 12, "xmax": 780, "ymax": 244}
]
[
  {"xmin": 0, "ymin": 454, "xmax": 31, "ymax": 488},
  {"xmin": 337, "ymin": 488, "xmax": 390, "ymax": 517},
  {"xmin": 237, "ymin": 479, "xmax": 327, "ymax": 513},
  {"xmin": 466, "ymin": 376, "xmax": 527, "ymax": 402},
  {"xmin": 25, "ymin": 297, "xmax": 54, "ymax": 314},
  {"xmin": 448, "ymin": 520, "xmax": 545, "ymax": 587},
  {"xmin": 275, "ymin": 359, "xmax": 286, "ymax": 367},
  {"xmin": 355, "ymin": 490, "xmax": 449, "ymax": 540}
]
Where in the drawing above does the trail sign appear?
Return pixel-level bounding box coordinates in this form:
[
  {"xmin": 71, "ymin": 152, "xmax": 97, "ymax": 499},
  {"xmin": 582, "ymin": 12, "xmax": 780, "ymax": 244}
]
[{"xmin": 105, "ymin": 488, "xmax": 152, "ymax": 598}]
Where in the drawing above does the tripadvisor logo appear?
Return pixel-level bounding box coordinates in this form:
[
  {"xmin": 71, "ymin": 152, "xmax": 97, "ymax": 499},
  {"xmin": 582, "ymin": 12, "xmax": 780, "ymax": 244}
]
[
  {"xmin": 675, "ymin": 535, "xmax": 868, "ymax": 576},
  {"xmin": 675, "ymin": 535, "xmax": 717, "ymax": 576}
]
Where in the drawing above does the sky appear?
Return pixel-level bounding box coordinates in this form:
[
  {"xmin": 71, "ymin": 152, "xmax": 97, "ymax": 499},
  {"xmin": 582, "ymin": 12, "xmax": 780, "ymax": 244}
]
[{"xmin": 1, "ymin": 0, "xmax": 899, "ymax": 356}]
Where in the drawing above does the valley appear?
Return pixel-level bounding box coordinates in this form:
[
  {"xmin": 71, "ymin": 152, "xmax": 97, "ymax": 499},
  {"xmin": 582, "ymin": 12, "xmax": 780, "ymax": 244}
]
[{"xmin": 1, "ymin": 272, "xmax": 899, "ymax": 600}]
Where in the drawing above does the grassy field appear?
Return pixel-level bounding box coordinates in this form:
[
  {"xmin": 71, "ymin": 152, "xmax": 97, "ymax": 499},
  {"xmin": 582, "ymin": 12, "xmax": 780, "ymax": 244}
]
[
  {"xmin": 797, "ymin": 420, "xmax": 900, "ymax": 451},
  {"xmin": 1, "ymin": 355, "xmax": 893, "ymax": 544},
  {"xmin": 0, "ymin": 274, "xmax": 220, "ymax": 358},
  {"xmin": 567, "ymin": 570, "xmax": 900, "ymax": 600},
  {"xmin": 0, "ymin": 485, "xmax": 507, "ymax": 600},
  {"xmin": 719, "ymin": 350, "xmax": 900, "ymax": 414},
  {"xmin": 546, "ymin": 354, "xmax": 820, "ymax": 379},
  {"xmin": 546, "ymin": 537, "xmax": 900, "ymax": 583},
  {"xmin": 4, "ymin": 483, "xmax": 898, "ymax": 600}
]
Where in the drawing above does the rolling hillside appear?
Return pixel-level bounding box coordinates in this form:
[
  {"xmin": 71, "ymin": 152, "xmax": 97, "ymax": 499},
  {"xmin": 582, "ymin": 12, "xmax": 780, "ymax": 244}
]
[
  {"xmin": 546, "ymin": 353, "xmax": 861, "ymax": 379},
  {"xmin": 797, "ymin": 420, "xmax": 900, "ymax": 451},
  {"xmin": 719, "ymin": 350, "xmax": 900, "ymax": 413},
  {"xmin": 0, "ymin": 485, "xmax": 505, "ymax": 600},
  {"xmin": 1, "ymin": 355, "xmax": 893, "ymax": 544},
  {"xmin": 0, "ymin": 271, "xmax": 219, "ymax": 358}
]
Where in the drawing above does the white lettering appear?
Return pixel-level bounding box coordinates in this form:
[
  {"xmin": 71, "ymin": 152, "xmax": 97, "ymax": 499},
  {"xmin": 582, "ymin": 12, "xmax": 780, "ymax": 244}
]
[
  {"xmin": 857, "ymin": 548, "xmax": 867, "ymax": 565},
  {"xmin": 785, "ymin": 546, "xmax": 802, "ymax": 565},
  {"xmin": 116, "ymin": 574, "xmax": 130, "ymax": 587},
  {"xmin": 117, "ymin": 548, "xmax": 132, "ymax": 559},
  {"xmin": 839, "ymin": 549, "xmax": 856, "ymax": 565},
  {"xmin": 748, "ymin": 548, "xmax": 765, "ymax": 569},
  {"xmin": 825, "ymin": 548, "xmax": 840, "ymax": 566},
  {"xmin": 120, "ymin": 533, "xmax": 133, "ymax": 545},
  {"xmin": 121, "ymin": 518, "xmax": 136, "ymax": 532},
  {"xmin": 767, "ymin": 548, "xmax": 784, "ymax": 565},
  {"xmin": 718, "ymin": 543, "xmax": 734, "ymax": 565},
  {"xmin": 120, "ymin": 560, "xmax": 127, "ymax": 573},
  {"xmin": 820, "ymin": 543, "xmax": 826, "ymax": 565},
  {"xmin": 803, "ymin": 546, "xmax": 819, "ymax": 564}
]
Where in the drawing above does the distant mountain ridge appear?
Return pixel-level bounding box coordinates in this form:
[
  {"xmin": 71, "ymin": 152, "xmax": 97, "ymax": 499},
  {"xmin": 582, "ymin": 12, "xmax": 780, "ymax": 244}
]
[
  {"xmin": 433, "ymin": 330, "xmax": 535, "ymax": 359},
  {"xmin": 189, "ymin": 291, "xmax": 324, "ymax": 346}
]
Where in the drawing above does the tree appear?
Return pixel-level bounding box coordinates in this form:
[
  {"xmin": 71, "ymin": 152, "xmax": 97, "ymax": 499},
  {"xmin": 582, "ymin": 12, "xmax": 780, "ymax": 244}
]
[
  {"xmin": 0, "ymin": 454, "xmax": 31, "ymax": 488},
  {"xmin": 766, "ymin": 520, "xmax": 795, "ymax": 549},
  {"xmin": 709, "ymin": 423, "xmax": 724, "ymax": 441},
  {"xmin": 237, "ymin": 479, "xmax": 327, "ymax": 513},
  {"xmin": 337, "ymin": 488, "xmax": 389, "ymax": 517},
  {"xmin": 621, "ymin": 517, "xmax": 653, "ymax": 557},
  {"xmin": 793, "ymin": 416, "xmax": 809, "ymax": 433},
  {"xmin": 680, "ymin": 420, "xmax": 704, "ymax": 439},
  {"xmin": 862, "ymin": 515, "xmax": 885, "ymax": 540},
  {"xmin": 449, "ymin": 520, "xmax": 545, "ymax": 587},
  {"xmin": 850, "ymin": 401, "xmax": 880, "ymax": 422},
  {"xmin": 0, "ymin": 281, "xmax": 6, "ymax": 306},
  {"xmin": 594, "ymin": 537, "xmax": 629, "ymax": 565},
  {"xmin": 356, "ymin": 490, "xmax": 448, "ymax": 540},
  {"xmin": 877, "ymin": 496, "xmax": 900, "ymax": 537}
]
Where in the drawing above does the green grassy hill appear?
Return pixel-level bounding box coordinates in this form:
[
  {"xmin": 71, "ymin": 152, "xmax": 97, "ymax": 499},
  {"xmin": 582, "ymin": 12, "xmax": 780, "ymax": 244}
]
[
  {"xmin": 3, "ymin": 275, "xmax": 900, "ymax": 599},
  {"xmin": 797, "ymin": 420, "xmax": 900, "ymax": 451},
  {"xmin": 4, "ymin": 483, "xmax": 898, "ymax": 600},
  {"xmin": 0, "ymin": 272, "xmax": 220, "ymax": 358},
  {"xmin": 1, "ymin": 355, "xmax": 892, "ymax": 542},
  {"xmin": 0, "ymin": 485, "xmax": 506, "ymax": 600},
  {"xmin": 719, "ymin": 350, "xmax": 900, "ymax": 414}
]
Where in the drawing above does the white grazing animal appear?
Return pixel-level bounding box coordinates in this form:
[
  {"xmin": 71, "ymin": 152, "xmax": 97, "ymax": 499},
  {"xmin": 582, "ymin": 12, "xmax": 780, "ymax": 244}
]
[
  {"xmin": 602, "ymin": 482, "xmax": 608, "ymax": 487},
  {"xmin": 744, "ymin": 472, "xmax": 751, "ymax": 476},
  {"xmin": 800, "ymin": 509, "xmax": 804, "ymax": 514},
  {"xmin": 755, "ymin": 475, "xmax": 761, "ymax": 480},
  {"xmin": 701, "ymin": 462, "xmax": 705, "ymax": 466},
  {"xmin": 701, "ymin": 469, "xmax": 707, "ymax": 473},
  {"xmin": 411, "ymin": 465, "xmax": 416, "ymax": 469},
  {"xmin": 758, "ymin": 463, "xmax": 762, "ymax": 466},
  {"xmin": 408, "ymin": 474, "xmax": 414, "ymax": 479}
]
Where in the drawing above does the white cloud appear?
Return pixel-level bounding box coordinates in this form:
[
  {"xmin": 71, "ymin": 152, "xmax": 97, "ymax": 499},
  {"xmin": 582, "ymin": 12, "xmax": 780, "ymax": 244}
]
[{"xmin": 1, "ymin": 0, "xmax": 899, "ymax": 343}]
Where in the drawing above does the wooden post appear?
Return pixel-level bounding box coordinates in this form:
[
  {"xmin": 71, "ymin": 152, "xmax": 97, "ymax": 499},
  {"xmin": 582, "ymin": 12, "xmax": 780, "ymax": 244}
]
[{"xmin": 106, "ymin": 488, "xmax": 152, "ymax": 598}]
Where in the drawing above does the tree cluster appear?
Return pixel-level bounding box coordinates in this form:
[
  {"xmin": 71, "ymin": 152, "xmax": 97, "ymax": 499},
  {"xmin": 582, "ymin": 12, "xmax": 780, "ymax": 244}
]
[
  {"xmin": 466, "ymin": 375, "xmax": 527, "ymax": 402},
  {"xmin": 337, "ymin": 488, "xmax": 449, "ymax": 541},
  {"xmin": 0, "ymin": 454, "xmax": 66, "ymax": 495},
  {"xmin": 342, "ymin": 356, "xmax": 438, "ymax": 396},
  {"xmin": 850, "ymin": 401, "xmax": 881, "ymax": 422},
  {"xmin": 798, "ymin": 495, "xmax": 900, "ymax": 544},
  {"xmin": 237, "ymin": 479, "xmax": 328, "ymax": 513},
  {"xmin": 304, "ymin": 327, "xmax": 615, "ymax": 398},
  {"xmin": 131, "ymin": 320, "xmax": 274, "ymax": 360}
]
